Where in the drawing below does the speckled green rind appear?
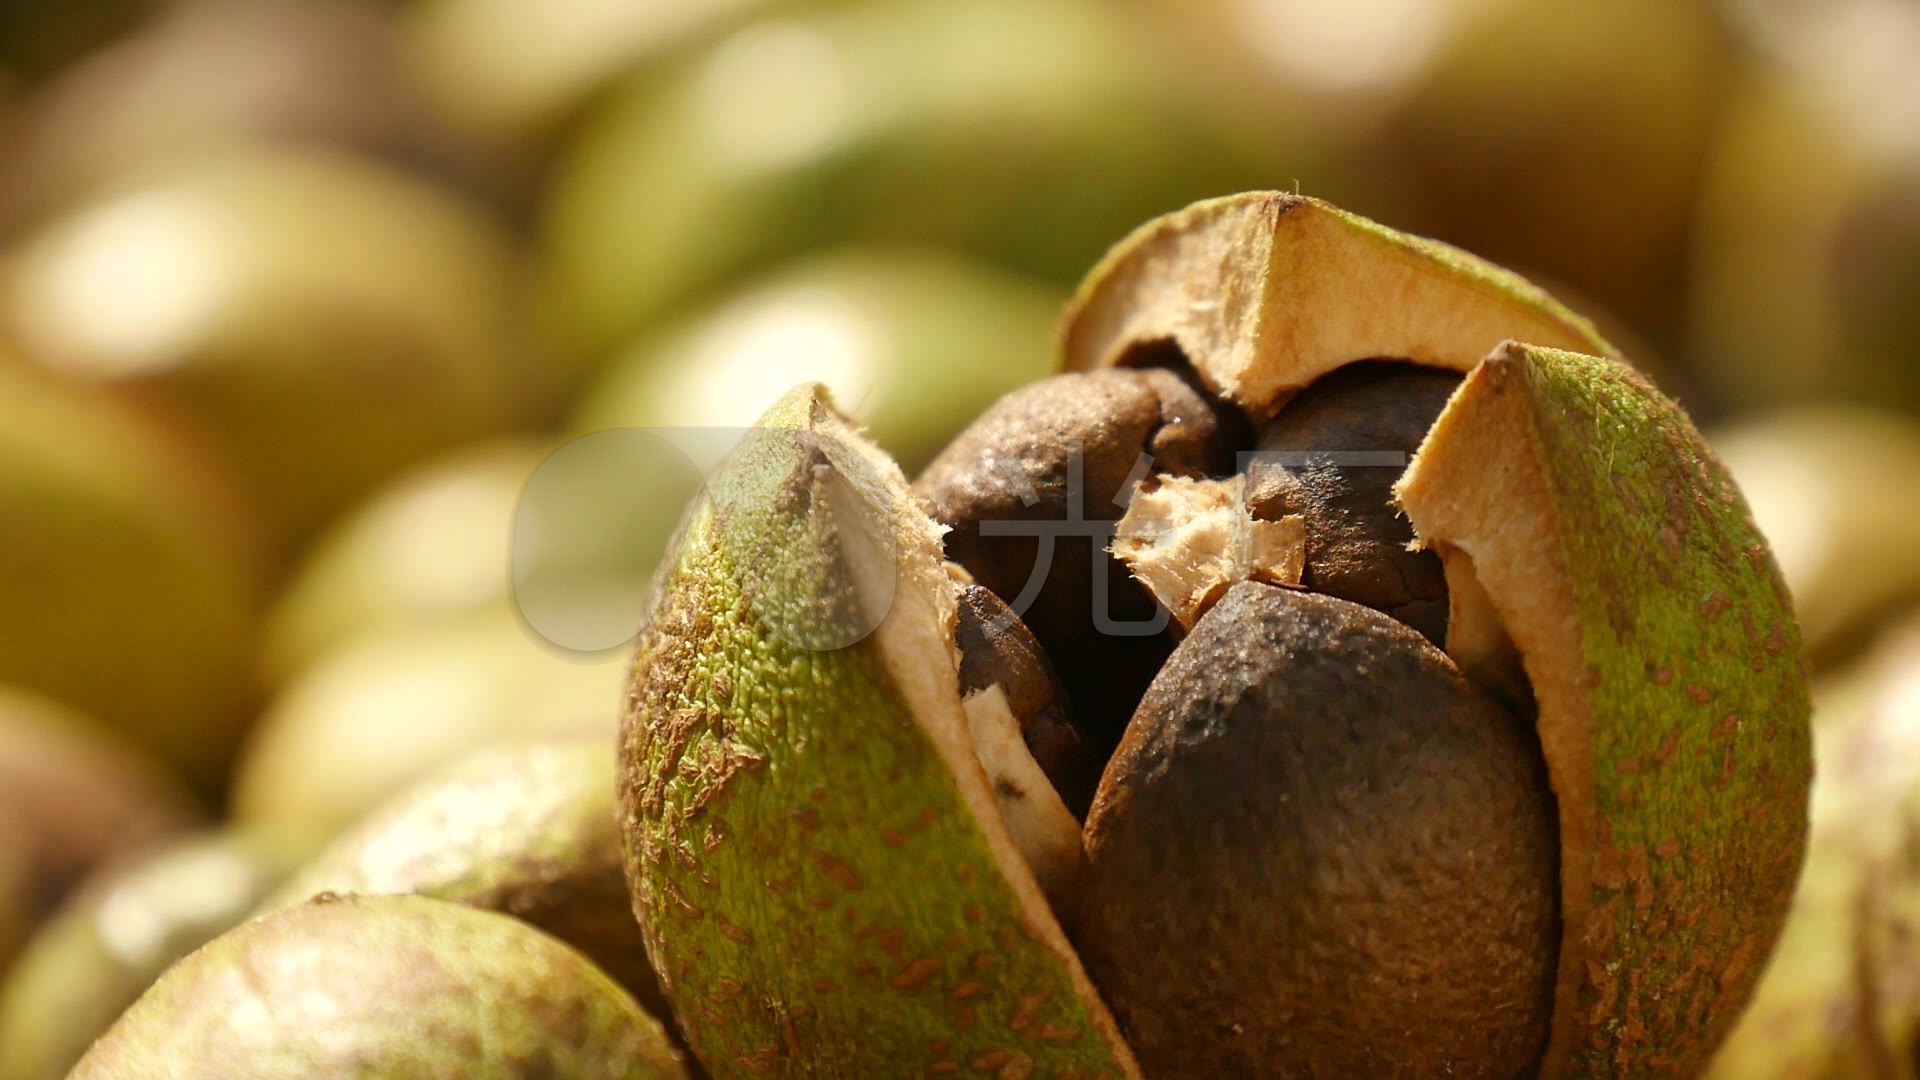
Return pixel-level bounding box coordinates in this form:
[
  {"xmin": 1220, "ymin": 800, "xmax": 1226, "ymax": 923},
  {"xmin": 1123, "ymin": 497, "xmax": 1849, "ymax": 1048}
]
[
  {"xmin": 0, "ymin": 830, "xmax": 298, "ymax": 1080},
  {"xmin": 69, "ymin": 893, "xmax": 688, "ymax": 1079},
  {"xmin": 1398, "ymin": 344, "xmax": 1810, "ymax": 1076},
  {"xmin": 620, "ymin": 386, "xmax": 1136, "ymax": 1076},
  {"xmin": 264, "ymin": 740, "xmax": 666, "ymax": 1021}
]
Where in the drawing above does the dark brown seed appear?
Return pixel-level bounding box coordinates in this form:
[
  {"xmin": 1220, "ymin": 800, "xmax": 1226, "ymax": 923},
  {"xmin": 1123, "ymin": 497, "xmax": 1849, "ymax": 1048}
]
[
  {"xmin": 915, "ymin": 366, "xmax": 1245, "ymax": 752},
  {"xmin": 1074, "ymin": 581, "xmax": 1558, "ymax": 1079},
  {"xmin": 1245, "ymin": 360, "xmax": 1459, "ymax": 645},
  {"xmin": 953, "ymin": 584, "xmax": 1102, "ymax": 819}
]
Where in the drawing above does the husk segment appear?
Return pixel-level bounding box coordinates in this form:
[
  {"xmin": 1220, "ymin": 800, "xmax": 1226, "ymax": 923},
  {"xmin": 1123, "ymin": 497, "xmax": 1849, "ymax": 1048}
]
[
  {"xmin": 620, "ymin": 385, "xmax": 1138, "ymax": 1076},
  {"xmin": 1062, "ymin": 192, "xmax": 1811, "ymax": 1076}
]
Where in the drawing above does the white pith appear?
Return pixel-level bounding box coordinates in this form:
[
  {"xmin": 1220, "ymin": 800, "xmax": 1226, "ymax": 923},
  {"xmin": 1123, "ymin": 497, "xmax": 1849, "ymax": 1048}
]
[
  {"xmin": 1111, "ymin": 474, "xmax": 1305, "ymax": 632},
  {"xmin": 959, "ymin": 683, "xmax": 1084, "ymax": 905}
]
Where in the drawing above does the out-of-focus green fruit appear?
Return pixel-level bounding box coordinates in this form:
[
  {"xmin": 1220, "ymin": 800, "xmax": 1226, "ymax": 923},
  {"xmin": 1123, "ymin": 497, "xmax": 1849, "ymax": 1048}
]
[
  {"xmin": 537, "ymin": 0, "xmax": 1299, "ymax": 363},
  {"xmin": 0, "ymin": 0, "xmax": 506, "ymax": 231},
  {"xmin": 1373, "ymin": 0, "xmax": 1729, "ymax": 353},
  {"xmin": 507, "ymin": 428, "xmax": 707, "ymax": 658},
  {"xmin": 266, "ymin": 740, "xmax": 668, "ymax": 1024},
  {"xmin": 0, "ymin": 829, "xmax": 300, "ymax": 1080},
  {"xmin": 403, "ymin": 0, "xmax": 792, "ymax": 149},
  {"xmin": 572, "ymin": 249, "xmax": 1065, "ymax": 474},
  {"xmin": 1691, "ymin": 43, "xmax": 1920, "ymax": 416},
  {"xmin": 1711, "ymin": 407, "xmax": 1920, "ymax": 667},
  {"xmin": 233, "ymin": 606, "xmax": 626, "ymax": 847},
  {"xmin": 1708, "ymin": 618, "xmax": 1920, "ymax": 1077},
  {"xmin": 70, "ymin": 894, "xmax": 690, "ymax": 1078},
  {"xmin": 0, "ymin": 362, "xmax": 255, "ymax": 783},
  {"xmin": 0, "ymin": 686, "xmax": 200, "ymax": 951},
  {"xmin": 0, "ymin": 145, "xmax": 529, "ymax": 545},
  {"xmin": 264, "ymin": 432, "xmax": 696, "ymax": 685},
  {"xmin": 262, "ymin": 438, "xmax": 546, "ymax": 685},
  {"xmin": 1134, "ymin": 0, "xmax": 1728, "ymax": 356}
]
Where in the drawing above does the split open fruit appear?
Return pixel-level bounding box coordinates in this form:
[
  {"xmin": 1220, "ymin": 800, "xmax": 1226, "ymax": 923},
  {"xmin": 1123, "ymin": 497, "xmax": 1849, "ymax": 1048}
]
[{"xmin": 619, "ymin": 193, "xmax": 1813, "ymax": 1076}]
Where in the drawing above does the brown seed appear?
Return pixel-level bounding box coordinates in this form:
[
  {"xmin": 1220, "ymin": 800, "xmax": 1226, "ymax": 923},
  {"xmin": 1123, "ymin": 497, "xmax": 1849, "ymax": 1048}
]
[
  {"xmin": 1245, "ymin": 360, "xmax": 1459, "ymax": 645},
  {"xmin": 953, "ymin": 584, "xmax": 1102, "ymax": 819},
  {"xmin": 916, "ymin": 365, "xmax": 1245, "ymax": 751},
  {"xmin": 1074, "ymin": 581, "xmax": 1558, "ymax": 1079}
]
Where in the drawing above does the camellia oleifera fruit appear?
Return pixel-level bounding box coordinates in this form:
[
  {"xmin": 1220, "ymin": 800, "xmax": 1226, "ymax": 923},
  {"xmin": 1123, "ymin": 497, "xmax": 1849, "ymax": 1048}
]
[
  {"xmin": 0, "ymin": 829, "xmax": 298, "ymax": 1080},
  {"xmin": 70, "ymin": 894, "xmax": 689, "ymax": 1078},
  {"xmin": 0, "ymin": 144, "xmax": 526, "ymax": 547},
  {"xmin": 619, "ymin": 193, "xmax": 1812, "ymax": 1076},
  {"xmin": 0, "ymin": 362, "xmax": 257, "ymax": 788},
  {"xmin": 263, "ymin": 740, "xmax": 668, "ymax": 1024},
  {"xmin": 233, "ymin": 605, "xmax": 628, "ymax": 847},
  {"xmin": 0, "ymin": 685, "xmax": 201, "ymax": 940}
]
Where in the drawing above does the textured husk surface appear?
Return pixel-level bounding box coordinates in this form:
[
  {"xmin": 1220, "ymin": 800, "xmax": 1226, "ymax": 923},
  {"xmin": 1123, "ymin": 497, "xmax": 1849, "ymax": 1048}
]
[{"xmin": 620, "ymin": 387, "xmax": 1136, "ymax": 1077}]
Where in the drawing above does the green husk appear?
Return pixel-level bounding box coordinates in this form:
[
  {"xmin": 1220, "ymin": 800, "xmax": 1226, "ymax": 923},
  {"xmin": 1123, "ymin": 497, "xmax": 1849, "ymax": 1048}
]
[{"xmin": 621, "ymin": 386, "xmax": 1138, "ymax": 1076}]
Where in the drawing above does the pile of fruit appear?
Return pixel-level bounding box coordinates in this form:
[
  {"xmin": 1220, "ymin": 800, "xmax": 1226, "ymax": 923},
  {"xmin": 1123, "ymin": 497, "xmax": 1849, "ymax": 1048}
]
[{"xmin": 0, "ymin": 1, "xmax": 1917, "ymax": 1076}]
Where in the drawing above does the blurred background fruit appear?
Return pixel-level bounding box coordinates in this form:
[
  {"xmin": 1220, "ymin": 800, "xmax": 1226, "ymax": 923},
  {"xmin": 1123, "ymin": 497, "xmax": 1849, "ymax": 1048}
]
[
  {"xmin": 0, "ymin": 0, "xmax": 509, "ymax": 232},
  {"xmin": 0, "ymin": 686, "xmax": 201, "ymax": 964},
  {"xmin": 1710, "ymin": 407, "xmax": 1920, "ymax": 669},
  {"xmin": 0, "ymin": 842, "xmax": 28, "ymax": 976},
  {"xmin": 263, "ymin": 431, "xmax": 697, "ymax": 684},
  {"xmin": 0, "ymin": 364, "xmax": 256, "ymax": 786},
  {"xmin": 534, "ymin": 0, "xmax": 1364, "ymax": 368},
  {"xmin": 1373, "ymin": 0, "xmax": 1732, "ymax": 363},
  {"xmin": 1128, "ymin": 0, "xmax": 1728, "ymax": 376},
  {"xmin": 232, "ymin": 606, "xmax": 626, "ymax": 848},
  {"xmin": 0, "ymin": 145, "xmax": 529, "ymax": 549},
  {"xmin": 0, "ymin": 0, "xmax": 153, "ymax": 87},
  {"xmin": 1691, "ymin": 0, "xmax": 1920, "ymax": 418},
  {"xmin": 265, "ymin": 739, "xmax": 668, "ymax": 1024},
  {"xmin": 0, "ymin": 0, "xmax": 1917, "ymax": 1056},
  {"xmin": 261, "ymin": 438, "xmax": 549, "ymax": 685},
  {"xmin": 403, "ymin": 0, "xmax": 797, "ymax": 155},
  {"xmin": 570, "ymin": 249, "xmax": 1064, "ymax": 473},
  {"xmin": 0, "ymin": 828, "xmax": 299, "ymax": 1080},
  {"xmin": 507, "ymin": 428, "xmax": 705, "ymax": 658}
]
